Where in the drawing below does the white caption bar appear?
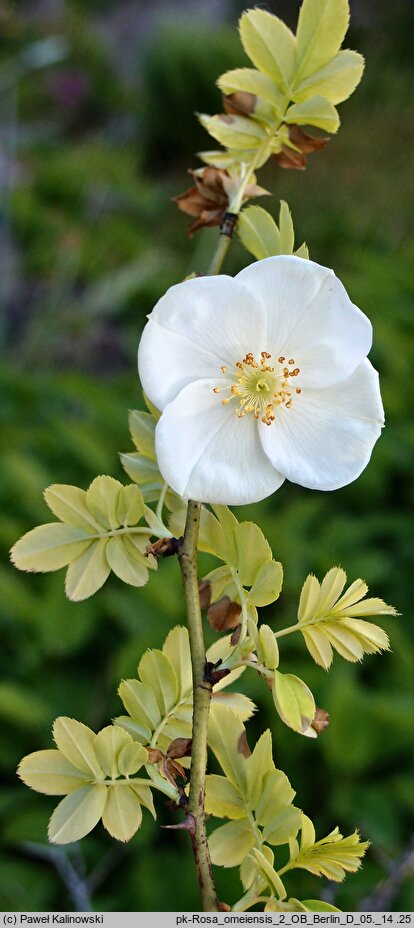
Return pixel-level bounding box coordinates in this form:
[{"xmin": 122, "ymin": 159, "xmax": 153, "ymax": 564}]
[{"xmin": 1, "ymin": 915, "xmax": 413, "ymax": 928}]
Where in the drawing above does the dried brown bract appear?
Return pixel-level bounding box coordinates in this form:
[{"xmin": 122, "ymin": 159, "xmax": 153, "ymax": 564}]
[
  {"xmin": 274, "ymin": 125, "xmax": 329, "ymax": 170},
  {"xmin": 174, "ymin": 166, "xmax": 267, "ymax": 235}
]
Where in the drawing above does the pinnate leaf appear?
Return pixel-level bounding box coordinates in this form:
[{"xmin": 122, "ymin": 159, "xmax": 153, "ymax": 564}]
[
  {"xmin": 44, "ymin": 484, "xmax": 101, "ymax": 531},
  {"xmin": 86, "ymin": 476, "xmax": 122, "ymax": 530},
  {"xmin": 94, "ymin": 726, "xmax": 132, "ymax": 779}
]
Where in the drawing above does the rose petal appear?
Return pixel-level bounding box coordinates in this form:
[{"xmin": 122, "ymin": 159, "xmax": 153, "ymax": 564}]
[
  {"xmin": 155, "ymin": 379, "xmax": 284, "ymax": 504},
  {"xmin": 138, "ymin": 276, "xmax": 266, "ymax": 410},
  {"xmin": 259, "ymin": 359, "xmax": 383, "ymax": 490},
  {"xmin": 236, "ymin": 255, "xmax": 372, "ymax": 386}
]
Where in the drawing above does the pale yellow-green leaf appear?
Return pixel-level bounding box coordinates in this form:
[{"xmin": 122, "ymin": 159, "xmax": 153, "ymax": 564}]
[
  {"xmin": 118, "ymin": 742, "xmax": 148, "ymax": 777},
  {"xmin": 143, "ymin": 393, "xmax": 161, "ymax": 422},
  {"xmin": 18, "ymin": 749, "xmax": 90, "ymax": 795},
  {"xmin": 245, "ymin": 730, "xmax": 274, "ymax": 808},
  {"xmin": 198, "ymin": 148, "xmax": 243, "ymax": 169},
  {"xmin": 290, "ymin": 827, "xmax": 369, "ymax": 881},
  {"xmin": 331, "ymin": 577, "xmax": 368, "ymax": 611},
  {"xmin": 138, "ymin": 650, "xmax": 178, "ymax": 717},
  {"xmin": 102, "ymin": 784, "xmax": 142, "ymax": 842},
  {"xmin": 11, "ymin": 524, "xmax": 91, "ymax": 573},
  {"xmin": 234, "ymin": 521, "xmax": 272, "ymax": 586},
  {"xmin": 263, "ymin": 805, "xmax": 302, "ymax": 845},
  {"xmin": 302, "ymin": 626, "xmax": 333, "ymax": 670},
  {"xmin": 249, "ymin": 560, "xmax": 283, "ymax": 607},
  {"xmin": 205, "ymin": 775, "xmax": 245, "ymax": 820},
  {"xmin": 295, "ymin": 242, "xmax": 309, "ymax": 259},
  {"xmin": 239, "ymin": 9, "xmax": 296, "ymax": 90},
  {"xmin": 113, "ymin": 716, "xmax": 152, "ymax": 745},
  {"xmin": 209, "ymin": 818, "xmax": 255, "ymax": 868},
  {"xmin": 203, "ymin": 565, "xmax": 233, "ymax": 603},
  {"xmin": 298, "ymin": 574, "xmax": 321, "ymax": 622},
  {"xmin": 300, "ymin": 814, "xmax": 316, "ymax": 850},
  {"xmin": 293, "ymin": 49, "xmax": 364, "ymax": 104},
  {"xmin": 211, "ymin": 505, "xmax": 239, "ymax": 566},
  {"xmin": 340, "ymin": 618, "xmax": 390, "ymax": 653},
  {"xmin": 118, "ymin": 679, "xmax": 161, "ymax": 730},
  {"xmin": 162, "ymin": 626, "xmax": 192, "ymax": 701},
  {"xmin": 199, "ymin": 113, "xmax": 266, "ymax": 150},
  {"xmin": 65, "ymin": 538, "xmax": 110, "ymax": 601},
  {"xmin": 129, "ymin": 783, "xmax": 156, "ymax": 819},
  {"xmin": 44, "ymin": 484, "xmax": 101, "ymax": 532},
  {"xmin": 318, "ymin": 566, "xmax": 347, "ymax": 614},
  {"xmin": 255, "ymin": 769, "xmax": 296, "ymax": 826},
  {"xmin": 279, "ymin": 200, "xmax": 295, "ymax": 254},
  {"xmin": 273, "ymin": 671, "xmax": 315, "ymax": 734},
  {"xmin": 249, "ymin": 847, "xmax": 287, "ymax": 900},
  {"xmin": 322, "ymin": 621, "xmax": 364, "ymax": 661},
  {"xmin": 128, "ymin": 410, "xmax": 156, "ymax": 460},
  {"xmin": 217, "ymin": 68, "xmax": 284, "ymax": 111},
  {"xmin": 53, "ymin": 717, "xmax": 103, "ymax": 778},
  {"xmin": 94, "ymin": 726, "xmax": 131, "ymax": 779},
  {"xmin": 302, "ymin": 902, "xmax": 341, "ymax": 913},
  {"xmin": 295, "ymin": 0, "xmax": 350, "ymax": 81},
  {"xmin": 208, "ymin": 705, "xmax": 246, "ymax": 792},
  {"xmin": 238, "ymin": 206, "xmax": 281, "ymax": 260},
  {"xmin": 116, "ymin": 484, "xmax": 145, "ymax": 527},
  {"xmin": 241, "ymin": 843, "xmax": 274, "ymax": 892},
  {"xmin": 285, "ymin": 96, "xmax": 340, "ymax": 133},
  {"xmin": 48, "ymin": 784, "xmax": 107, "ymax": 844},
  {"xmin": 86, "ymin": 476, "xmax": 122, "ymax": 530},
  {"xmin": 106, "ymin": 536, "xmax": 149, "ymax": 588},
  {"xmin": 258, "ymin": 625, "xmax": 279, "ymax": 671},
  {"xmin": 211, "ymin": 691, "xmax": 256, "ymax": 722},
  {"xmin": 120, "ymin": 452, "xmax": 161, "ymax": 486}
]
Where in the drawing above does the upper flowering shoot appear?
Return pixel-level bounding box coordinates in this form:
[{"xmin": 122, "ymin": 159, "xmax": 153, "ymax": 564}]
[{"xmin": 138, "ymin": 256, "xmax": 384, "ymax": 505}]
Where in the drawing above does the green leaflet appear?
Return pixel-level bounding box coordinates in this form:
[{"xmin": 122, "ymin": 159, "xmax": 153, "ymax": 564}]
[
  {"xmin": 238, "ymin": 203, "xmax": 308, "ymax": 262},
  {"xmin": 249, "ymin": 561, "xmax": 283, "ymax": 608},
  {"xmin": 53, "ymin": 717, "xmax": 104, "ymax": 778},
  {"xmin": 217, "ymin": 68, "xmax": 284, "ymax": 112},
  {"xmin": 102, "ymin": 785, "xmax": 143, "ymax": 842},
  {"xmin": 94, "ymin": 726, "xmax": 133, "ymax": 779},
  {"xmin": 295, "ymin": 0, "xmax": 350, "ymax": 81},
  {"xmin": 128, "ymin": 409, "xmax": 156, "ymax": 461},
  {"xmin": 239, "ymin": 9, "xmax": 296, "ymax": 91},
  {"xmin": 198, "ymin": 113, "xmax": 266, "ymax": 150},
  {"xmin": 209, "ymin": 819, "xmax": 256, "ymax": 868},
  {"xmin": 285, "ymin": 96, "xmax": 340, "ymax": 133},
  {"xmin": 48, "ymin": 784, "xmax": 108, "ymax": 845},
  {"xmin": 65, "ymin": 538, "xmax": 110, "ymax": 601},
  {"xmin": 293, "ymin": 50, "xmax": 364, "ymax": 105},
  {"xmin": 205, "ymin": 775, "xmax": 246, "ymax": 820},
  {"xmin": 10, "ymin": 523, "xmax": 91, "ymax": 572},
  {"xmin": 17, "ymin": 750, "xmax": 90, "ymax": 796},
  {"xmin": 249, "ymin": 847, "xmax": 287, "ymax": 900},
  {"xmin": 272, "ymin": 671, "xmax": 315, "ymax": 735}
]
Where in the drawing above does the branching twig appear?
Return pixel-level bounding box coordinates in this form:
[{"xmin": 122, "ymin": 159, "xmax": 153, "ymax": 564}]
[{"xmin": 22, "ymin": 841, "xmax": 92, "ymax": 912}]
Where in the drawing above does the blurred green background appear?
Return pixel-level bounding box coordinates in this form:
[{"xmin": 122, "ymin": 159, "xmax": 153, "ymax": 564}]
[{"xmin": 1, "ymin": 0, "xmax": 413, "ymax": 913}]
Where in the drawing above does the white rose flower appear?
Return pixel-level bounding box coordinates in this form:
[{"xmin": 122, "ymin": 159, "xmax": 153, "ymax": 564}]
[{"xmin": 138, "ymin": 256, "xmax": 384, "ymax": 505}]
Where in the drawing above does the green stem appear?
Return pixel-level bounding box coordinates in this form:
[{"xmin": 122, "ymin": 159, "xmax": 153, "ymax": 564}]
[
  {"xmin": 179, "ymin": 500, "xmax": 219, "ymax": 912},
  {"xmin": 207, "ymin": 233, "xmax": 233, "ymax": 276}
]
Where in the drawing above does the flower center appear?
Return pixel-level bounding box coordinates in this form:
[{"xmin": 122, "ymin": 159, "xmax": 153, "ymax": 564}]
[{"xmin": 213, "ymin": 351, "xmax": 301, "ymax": 425}]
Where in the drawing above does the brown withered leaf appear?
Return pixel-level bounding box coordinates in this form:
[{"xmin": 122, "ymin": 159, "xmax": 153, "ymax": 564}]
[
  {"xmin": 174, "ymin": 166, "xmax": 267, "ymax": 235},
  {"xmin": 148, "ymin": 745, "xmax": 188, "ymax": 786},
  {"xmin": 207, "ymin": 595, "xmax": 242, "ymax": 632},
  {"xmin": 199, "ymin": 579, "xmax": 212, "ymax": 610},
  {"xmin": 274, "ymin": 124, "xmax": 329, "ymax": 170},
  {"xmin": 311, "ymin": 707, "xmax": 330, "ymax": 734},
  {"xmin": 167, "ymin": 738, "xmax": 192, "ymax": 760},
  {"xmin": 146, "ymin": 536, "xmax": 182, "ymax": 559},
  {"xmin": 223, "ymin": 91, "xmax": 257, "ymax": 117},
  {"xmin": 230, "ymin": 624, "xmax": 241, "ymax": 646}
]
